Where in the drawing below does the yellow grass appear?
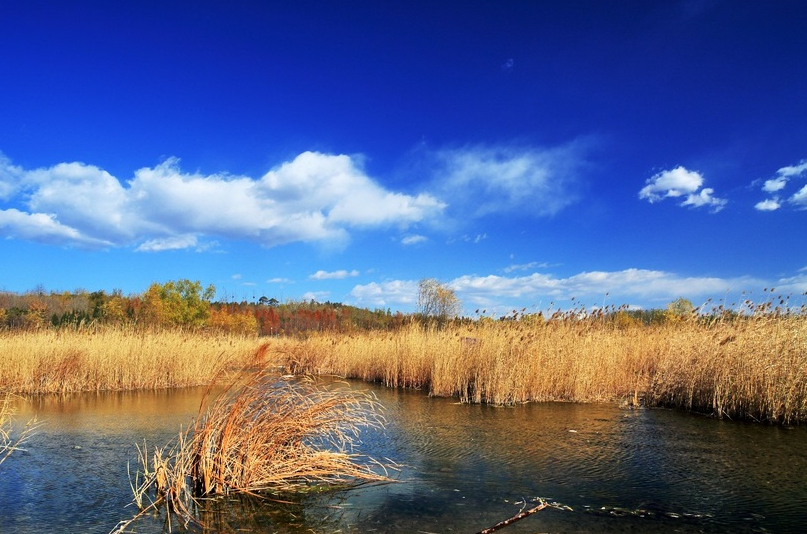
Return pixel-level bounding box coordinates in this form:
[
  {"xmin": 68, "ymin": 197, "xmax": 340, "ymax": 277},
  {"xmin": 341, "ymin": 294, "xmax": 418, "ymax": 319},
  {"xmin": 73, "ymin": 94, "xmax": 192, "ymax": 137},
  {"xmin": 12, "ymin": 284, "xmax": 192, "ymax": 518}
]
[
  {"xmin": 280, "ymin": 313, "xmax": 807, "ymax": 424},
  {"xmin": 0, "ymin": 327, "xmax": 264, "ymax": 394}
]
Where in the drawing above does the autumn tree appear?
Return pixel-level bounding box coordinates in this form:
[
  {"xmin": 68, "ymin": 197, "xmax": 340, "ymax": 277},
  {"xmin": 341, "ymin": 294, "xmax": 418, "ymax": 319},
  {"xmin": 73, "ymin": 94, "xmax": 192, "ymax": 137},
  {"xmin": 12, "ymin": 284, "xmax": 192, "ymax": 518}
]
[
  {"xmin": 417, "ymin": 278, "xmax": 461, "ymax": 321},
  {"xmin": 664, "ymin": 297, "xmax": 695, "ymax": 323},
  {"xmin": 140, "ymin": 279, "xmax": 216, "ymax": 328}
]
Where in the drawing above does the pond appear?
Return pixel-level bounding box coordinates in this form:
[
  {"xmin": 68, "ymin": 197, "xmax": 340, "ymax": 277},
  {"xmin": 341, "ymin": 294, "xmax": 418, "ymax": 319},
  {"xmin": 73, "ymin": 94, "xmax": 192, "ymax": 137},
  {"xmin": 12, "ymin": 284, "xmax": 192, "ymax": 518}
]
[{"xmin": 1, "ymin": 381, "xmax": 806, "ymax": 533}]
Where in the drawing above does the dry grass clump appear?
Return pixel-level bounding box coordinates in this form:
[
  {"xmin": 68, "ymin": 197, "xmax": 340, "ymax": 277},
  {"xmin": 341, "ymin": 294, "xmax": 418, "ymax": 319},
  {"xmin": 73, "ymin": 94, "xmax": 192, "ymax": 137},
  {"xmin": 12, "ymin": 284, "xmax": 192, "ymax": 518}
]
[
  {"xmin": 0, "ymin": 394, "xmax": 38, "ymax": 468},
  {"xmin": 0, "ymin": 327, "xmax": 263, "ymax": 394},
  {"xmin": 282, "ymin": 308, "xmax": 807, "ymax": 424},
  {"xmin": 114, "ymin": 370, "xmax": 391, "ymax": 532}
]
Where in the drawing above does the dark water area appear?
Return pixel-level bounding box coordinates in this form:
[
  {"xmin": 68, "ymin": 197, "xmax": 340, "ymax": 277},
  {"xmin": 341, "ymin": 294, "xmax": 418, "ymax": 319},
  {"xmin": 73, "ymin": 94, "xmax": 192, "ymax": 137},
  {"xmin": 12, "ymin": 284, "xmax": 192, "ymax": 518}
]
[{"xmin": 1, "ymin": 382, "xmax": 806, "ymax": 533}]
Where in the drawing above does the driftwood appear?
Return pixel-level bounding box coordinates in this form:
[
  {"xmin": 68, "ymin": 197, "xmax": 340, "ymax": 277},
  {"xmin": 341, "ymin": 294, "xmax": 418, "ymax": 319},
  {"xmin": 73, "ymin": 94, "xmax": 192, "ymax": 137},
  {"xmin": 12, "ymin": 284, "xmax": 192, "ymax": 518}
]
[{"xmin": 475, "ymin": 499, "xmax": 549, "ymax": 534}]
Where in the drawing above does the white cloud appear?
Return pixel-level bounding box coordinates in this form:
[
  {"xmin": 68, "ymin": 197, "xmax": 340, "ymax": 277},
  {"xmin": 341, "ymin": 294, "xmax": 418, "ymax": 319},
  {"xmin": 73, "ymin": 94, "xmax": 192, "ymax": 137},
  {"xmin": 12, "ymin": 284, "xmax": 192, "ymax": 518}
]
[
  {"xmin": 350, "ymin": 280, "xmax": 419, "ymax": 307},
  {"xmin": 401, "ymin": 234, "xmax": 427, "ymax": 245},
  {"xmin": 309, "ymin": 269, "xmax": 360, "ymax": 280},
  {"xmin": 0, "ymin": 151, "xmax": 445, "ymax": 250},
  {"xmin": 755, "ymin": 198, "xmax": 781, "ymax": 212},
  {"xmin": 429, "ymin": 141, "xmax": 587, "ymax": 218},
  {"xmin": 0, "ymin": 208, "xmax": 113, "ymax": 247},
  {"xmin": 639, "ymin": 166, "xmax": 703, "ymax": 202},
  {"xmin": 503, "ymin": 261, "xmax": 548, "ymax": 273},
  {"xmin": 301, "ymin": 291, "xmax": 330, "ymax": 303},
  {"xmin": 135, "ymin": 234, "xmax": 199, "ymax": 252},
  {"xmin": 763, "ymin": 176, "xmax": 788, "ymax": 193},
  {"xmin": 756, "ymin": 159, "xmax": 807, "ymax": 211},
  {"xmin": 267, "ymin": 277, "xmax": 293, "ymax": 284},
  {"xmin": 0, "ymin": 154, "xmax": 25, "ymax": 200},
  {"xmin": 351, "ymin": 268, "xmax": 761, "ymax": 313},
  {"xmin": 791, "ymin": 184, "xmax": 807, "ymax": 209},
  {"xmin": 680, "ymin": 187, "xmax": 727, "ymax": 212},
  {"xmin": 776, "ymin": 160, "xmax": 807, "ymax": 178},
  {"xmin": 640, "ymin": 166, "xmax": 726, "ymax": 212}
]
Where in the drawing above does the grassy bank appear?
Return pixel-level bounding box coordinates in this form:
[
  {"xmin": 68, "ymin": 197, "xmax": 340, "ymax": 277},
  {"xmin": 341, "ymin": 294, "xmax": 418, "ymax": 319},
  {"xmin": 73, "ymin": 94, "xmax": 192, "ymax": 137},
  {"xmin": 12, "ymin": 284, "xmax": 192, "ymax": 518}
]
[
  {"xmin": 281, "ymin": 312, "xmax": 807, "ymax": 424},
  {"xmin": 0, "ymin": 327, "xmax": 263, "ymax": 394}
]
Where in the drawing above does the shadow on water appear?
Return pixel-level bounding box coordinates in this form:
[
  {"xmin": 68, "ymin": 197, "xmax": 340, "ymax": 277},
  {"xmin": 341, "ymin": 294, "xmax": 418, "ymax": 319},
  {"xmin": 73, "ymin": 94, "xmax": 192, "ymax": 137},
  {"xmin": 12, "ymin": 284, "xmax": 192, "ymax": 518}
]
[{"xmin": 1, "ymin": 382, "xmax": 806, "ymax": 533}]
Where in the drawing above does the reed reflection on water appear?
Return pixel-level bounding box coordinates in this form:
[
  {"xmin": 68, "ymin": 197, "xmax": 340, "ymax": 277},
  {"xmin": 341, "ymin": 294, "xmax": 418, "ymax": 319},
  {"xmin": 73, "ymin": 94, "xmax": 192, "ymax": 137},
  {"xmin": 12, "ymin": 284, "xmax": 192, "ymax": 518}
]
[{"xmin": 1, "ymin": 381, "xmax": 806, "ymax": 533}]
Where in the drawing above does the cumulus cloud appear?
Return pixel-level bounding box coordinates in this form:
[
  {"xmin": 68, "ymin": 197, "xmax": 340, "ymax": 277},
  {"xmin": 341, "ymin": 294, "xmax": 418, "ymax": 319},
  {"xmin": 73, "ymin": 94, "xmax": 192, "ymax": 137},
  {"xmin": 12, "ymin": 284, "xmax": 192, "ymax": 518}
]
[
  {"xmin": 639, "ymin": 166, "xmax": 726, "ymax": 212},
  {"xmin": 763, "ymin": 176, "xmax": 788, "ymax": 193},
  {"xmin": 0, "ymin": 151, "xmax": 445, "ymax": 250},
  {"xmin": 309, "ymin": 269, "xmax": 360, "ymax": 280},
  {"xmin": 755, "ymin": 159, "xmax": 807, "ymax": 211},
  {"xmin": 754, "ymin": 198, "xmax": 781, "ymax": 212},
  {"xmin": 0, "ymin": 208, "xmax": 113, "ymax": 247},
  {"xmin": 428, "ymin": 141, "xmax": 587, "ymax": 218}
]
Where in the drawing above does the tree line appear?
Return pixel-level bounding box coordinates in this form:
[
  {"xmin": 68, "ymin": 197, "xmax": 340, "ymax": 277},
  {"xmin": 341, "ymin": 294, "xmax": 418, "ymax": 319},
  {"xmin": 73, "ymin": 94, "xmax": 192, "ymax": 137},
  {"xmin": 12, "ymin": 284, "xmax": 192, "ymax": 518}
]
[
  {"xmin": 0, "ymin": 279, "xmax": 407, "ymax": 335},
  {"xmin": 1, "ymin": 277, "xmax": 744, "ymax": 335}
]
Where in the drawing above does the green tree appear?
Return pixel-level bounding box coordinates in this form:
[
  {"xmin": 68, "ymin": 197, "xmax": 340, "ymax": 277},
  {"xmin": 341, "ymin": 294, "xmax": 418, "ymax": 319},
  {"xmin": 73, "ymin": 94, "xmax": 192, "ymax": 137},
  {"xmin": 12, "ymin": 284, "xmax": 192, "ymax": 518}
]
[
  {"xmin": 417, "ymin": 278, "xmax": 462, "ymax": 321},
  {"xmin": 141, "ymin": 279, "xmax": 216, "ymax": 328}
]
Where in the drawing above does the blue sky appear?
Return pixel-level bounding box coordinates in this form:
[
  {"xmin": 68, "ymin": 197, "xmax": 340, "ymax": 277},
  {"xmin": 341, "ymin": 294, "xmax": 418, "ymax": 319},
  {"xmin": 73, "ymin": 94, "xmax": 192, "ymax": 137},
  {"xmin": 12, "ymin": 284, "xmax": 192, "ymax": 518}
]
[{"xmin": 1, "ymin": 1, "xmax": 806, "ymax": 315}]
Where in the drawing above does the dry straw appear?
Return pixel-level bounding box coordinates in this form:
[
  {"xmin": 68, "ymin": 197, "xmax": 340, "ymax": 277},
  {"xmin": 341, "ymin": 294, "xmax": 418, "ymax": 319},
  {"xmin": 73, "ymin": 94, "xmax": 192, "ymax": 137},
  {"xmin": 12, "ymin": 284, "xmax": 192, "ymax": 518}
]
[
  {"xmin": 113, "ymin": 369, "xmax": 392, "ymax": 532},
  {"xmin": 282, "ymin": 304, "xmax": 807, "ymax": 424},
  {"xmin": 0, "ymin": 326, "xmax": 261, "ymax": 394}
]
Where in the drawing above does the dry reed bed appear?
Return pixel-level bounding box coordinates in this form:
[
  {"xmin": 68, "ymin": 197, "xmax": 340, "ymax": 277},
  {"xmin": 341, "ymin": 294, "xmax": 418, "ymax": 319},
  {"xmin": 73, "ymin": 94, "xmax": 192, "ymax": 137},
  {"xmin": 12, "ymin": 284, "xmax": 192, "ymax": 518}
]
[
  {"xmin": 115, "ymin": 371, "xmax": 390, "ymax": 532},
  {"xmin": 0, "ymin": 327, "xmax": 263, "ymax": 394},
  {"xmin": 282, "ymin": 315, "xmax": 807, "ymax": 423}
]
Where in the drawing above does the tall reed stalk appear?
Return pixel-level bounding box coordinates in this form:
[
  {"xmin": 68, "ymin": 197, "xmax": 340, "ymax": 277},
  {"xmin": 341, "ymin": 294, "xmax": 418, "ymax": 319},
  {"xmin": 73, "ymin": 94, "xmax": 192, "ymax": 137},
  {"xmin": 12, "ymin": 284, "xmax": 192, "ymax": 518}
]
[
  {"xmin": 281, "ymin": 311, "xmax": 807, "ymax": 424},
  {"xmin": 0, "ymin": 326, "xmax": 262, "ymax": 394}
]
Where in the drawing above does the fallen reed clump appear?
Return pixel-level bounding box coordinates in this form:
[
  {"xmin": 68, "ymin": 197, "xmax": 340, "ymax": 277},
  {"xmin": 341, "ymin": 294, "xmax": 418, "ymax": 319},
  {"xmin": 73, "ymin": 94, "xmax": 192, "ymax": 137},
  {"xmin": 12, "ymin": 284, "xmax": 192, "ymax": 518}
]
[
  {"xmin": 114, "ymin": 369, "xmax": 391, "ymax": 532},
  {"xmin": 280, "ymin": 307, "xmax": 807, "ymax": 424},
  {"xmin": 0, "ymin": 326, "xmax": 264, "ymax": 394},
  {"xmin": 0, "ymin": 394, "xmax": 38, "ymax": 469}
]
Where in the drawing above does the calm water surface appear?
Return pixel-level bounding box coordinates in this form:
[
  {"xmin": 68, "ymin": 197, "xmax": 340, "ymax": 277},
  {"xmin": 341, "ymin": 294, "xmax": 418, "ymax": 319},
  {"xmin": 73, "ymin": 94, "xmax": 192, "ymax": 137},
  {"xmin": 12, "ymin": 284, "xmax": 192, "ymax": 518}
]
[{"xmin": 1, "ymin": 382, "xmax": 805, "ymax": 533}]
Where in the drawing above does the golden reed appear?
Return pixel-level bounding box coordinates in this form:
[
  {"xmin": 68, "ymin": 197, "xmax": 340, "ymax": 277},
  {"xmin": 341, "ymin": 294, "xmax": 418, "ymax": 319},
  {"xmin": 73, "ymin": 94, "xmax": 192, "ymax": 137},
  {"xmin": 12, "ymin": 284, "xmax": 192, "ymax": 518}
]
[
  {"xmin": 280, "ymin": 313, "xmax": 807, "ymax": 424},
  {"xmin": 0, "ymin": 327, "xmax": 261, "ymax": 394}
]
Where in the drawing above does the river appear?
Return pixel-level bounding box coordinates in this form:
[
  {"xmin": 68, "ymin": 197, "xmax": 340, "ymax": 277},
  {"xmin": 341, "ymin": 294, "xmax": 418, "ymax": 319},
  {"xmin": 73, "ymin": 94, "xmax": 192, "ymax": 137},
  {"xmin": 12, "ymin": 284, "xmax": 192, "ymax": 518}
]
[{"xmin": 1, "ymin": 381, "xmax": 805, "ymax": 533}]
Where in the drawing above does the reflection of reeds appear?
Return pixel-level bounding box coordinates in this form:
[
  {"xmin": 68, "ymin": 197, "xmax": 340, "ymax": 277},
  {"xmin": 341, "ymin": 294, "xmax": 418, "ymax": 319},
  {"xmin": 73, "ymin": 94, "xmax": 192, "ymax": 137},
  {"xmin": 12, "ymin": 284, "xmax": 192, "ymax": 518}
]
[
  {"xmin": 283, "ymin": 310, "xmax": 807, "ymax": 424},
  {"xmin": 0, "ymin": 327, "xmax": 261, "ymax": 394},
  {"xmin": 115, "ymin": 370, "xmax": 391, "ymax": 532}
]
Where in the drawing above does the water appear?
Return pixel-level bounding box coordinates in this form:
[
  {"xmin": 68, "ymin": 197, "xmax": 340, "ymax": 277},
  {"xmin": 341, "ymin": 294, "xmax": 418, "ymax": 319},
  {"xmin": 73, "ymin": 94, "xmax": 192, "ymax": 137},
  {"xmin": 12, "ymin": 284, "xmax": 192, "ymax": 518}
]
[{"xmin": 1, "ymin": 383, "xmax": 806, "ymax": 533}]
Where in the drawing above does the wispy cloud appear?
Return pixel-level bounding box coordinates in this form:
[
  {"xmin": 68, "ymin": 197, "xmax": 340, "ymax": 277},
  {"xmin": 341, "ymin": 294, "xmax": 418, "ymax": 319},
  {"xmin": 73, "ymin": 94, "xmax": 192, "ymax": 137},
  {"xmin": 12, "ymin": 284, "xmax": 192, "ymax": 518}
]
[
  {"xmin": 426, "ymin": 141, "xmax": 588, "ymax": 219},
  {"xmin": 0, "ymin": 151, "xmax": 445, "ymax": 250},
  {"xmin": 503, "ymin": 261, "xmax": 549, "ymax": 273},
  {"xmin": 136, "ymin": 234, "xmax": 200, "ymax": 252},
  {"xmin": 267, "ymin": 277, "xmax": 293, "ymax": 284},
  {"xmin": 309, "ymin": 269, "xmax": 360, "ymax": 280},
  {"xmin": 754, "ymin": 159, "xmax": 807, "ymax": 211},
  {"xmin": 401, "ymin": 234, "xmax": 427, "ymax": 245},
  {"xmin": 639, "ymin": 166, "xmax": 726, "ymax": 212}
]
